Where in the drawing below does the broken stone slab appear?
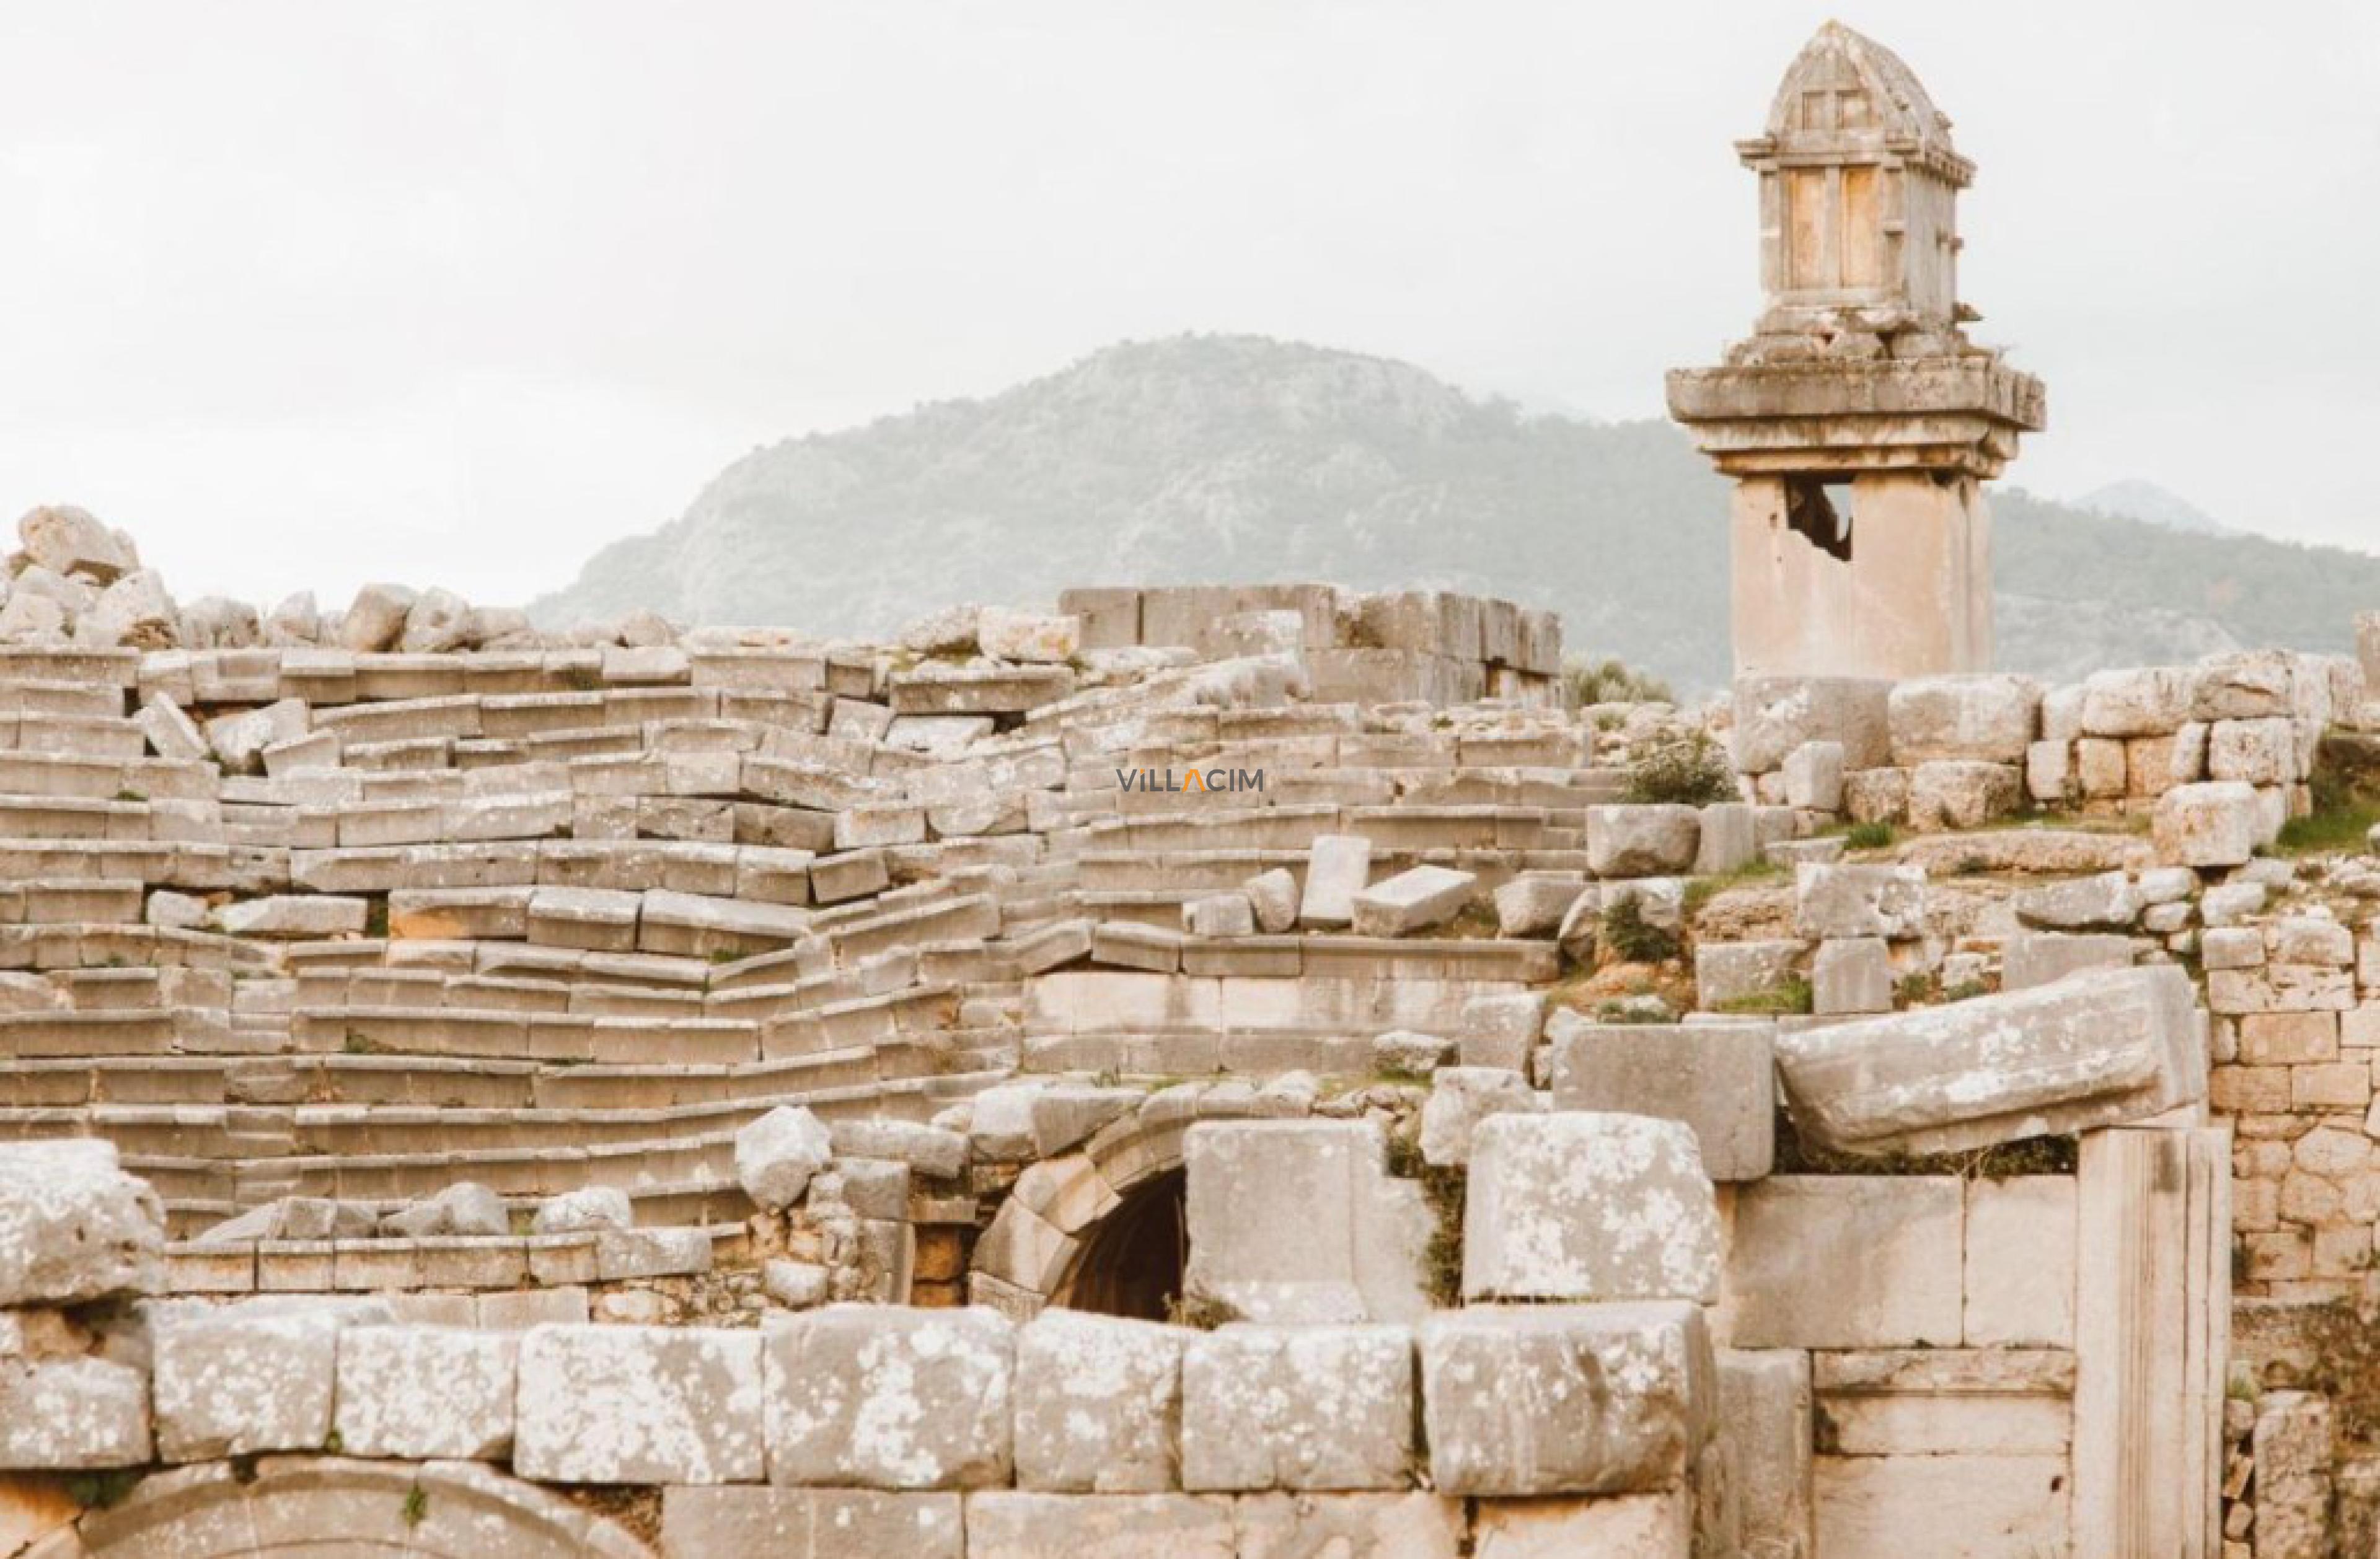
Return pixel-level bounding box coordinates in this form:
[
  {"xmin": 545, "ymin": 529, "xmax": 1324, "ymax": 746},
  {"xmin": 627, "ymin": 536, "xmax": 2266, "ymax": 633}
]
[
  {"xmin": 1421, "ymin": 1301, "xmax": 1714, "ymax": 1496},
  {"xmin": 829, "ymin": 1118, "xmax": 968, "ymax": 1181},
  {"xmin": 1372, "ymin": 1029, "xmax": 1452, "ymax": 1076},
  {"xmin": 1731, "ymin": 675, "xmax": 1892, "ymax": 773},
  {"xmin": 19, "ymin": 504, "xmax": 136, "ymax": 582},
  {"xmin": 1458, "ymin": 991, "xmax": 1547, "ymax": 1073},
  {"xmin": 1419, "ymin": 1066, "xmax": 1547, "ymax": 1167},
  {"xmin": 1773, "ymin": 963, "xmax": 2205, "ymax": 1156},
  {"xmin": 0, "ymin": 1138, "xmax": 164, "ymax": 1306},
  {"xmin": 333, "ymin": 1324, "xmax": 517, "ymax": 1459},
  {"xmin": 379, "ymin": 1181, "xmax": 508, "ymax": 1239},
  {"xmin": 764, "ymin": 1305, "xmax": 1013, "ymax": 1490},
  {"xmin": 214, "ymin": 894, "xmax": 369, "ymax": 939},
  {"xmin": 1298, "ymin": 834, "xmax": 1372, "ymax": 927},
  {"xmin": 2013, "ymin": 870, "xmax": 2141, "ymax": 931},
  {"xmin": 1792, "ymin": 861, "xmax": 1926, "ymax": 940},
  {"xmin": 338, "ymin": 582, "xmax": 418, "ymax": 651},
  {"xmin": 977, "ymin": 608, "xmax": 1082, "ymax": 664},
  {"xmin": 149, "ymin": 1296, "xmax": 394, "ymax": 1461},
  {"xmin": 737, "ymin": 1105, "xmax": 834, "ymax": 1212},
  {"xmin": 2153, "ymin": 779, "xmax": 2261, "ymax": 868},
  {"xmin": 1463, "ymin": 1112, "xmax": 1724, "ymax": 1303},
  {"xmin": 1887, "ymin": 674, "xmax": 2041, "ymax": 765},
  {"xmin": 531, "ymin": 1185, "xmax": 632, "ymax": 1234},
  {"xmin": 1243, "ymin": 867, "xmax": 1298, "ymax": 933},
  {"xmin": 1587, "ymin": 805, "xmax": 1701, "ymax": 877},
  {"xmin": 200, "ymin": 1196, "xmax": 377, "ymax": 1244},
  {"xmin": 1812, "ymin": 936, "xmax": 1893, "ymax": 1015},
  {"xmin": 1182, "ymin": 892, "xmax": 1255, "ymax": 938},
  {"xmin": 1183, "ymin": 1119, "xmax": 1430, "ymax": 1325},
  {"xmin": 1180, "ymin": 1324, "xmax": 1414, "ymax": 1491},
  {"xmin": 1545, "ymin": 1014, "xmax": 1776, "ymax": 1181},
  {"xmin": 134, "ymin": 693, "xmax": 206, "ymax": 762},
  {"xmin": 1349, "ymin": 864, "xmax": 1477, "ymax": 937},
  {"xmin": 515, "ymin": 1324, "xmax": 765, "ymax": 1483},
  {"xmin": 1494, "ymin": 873, "xmax": 1588, "ymax": 938},
  {"xmin": 1012, "ymin": 1310, "xmax": 1184, "ymax": 1493},
  {"xmin": 1782, "ymin": 740, "xmax": 1843, "ymax": 812},
  {"xmin": 1693, "ymin": 938, "xmax": 1803, "ymax": 1011}
]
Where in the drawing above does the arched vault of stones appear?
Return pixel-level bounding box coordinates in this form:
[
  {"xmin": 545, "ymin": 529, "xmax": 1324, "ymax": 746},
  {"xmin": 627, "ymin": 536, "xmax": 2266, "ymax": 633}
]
[
  {"xmin": 27, "ymin": 1456, "xmax": 652, "ymax": 1559},
  {"xmin": 971, "ymin": 1101, "xmax": 1202, "ymax": 1314}
]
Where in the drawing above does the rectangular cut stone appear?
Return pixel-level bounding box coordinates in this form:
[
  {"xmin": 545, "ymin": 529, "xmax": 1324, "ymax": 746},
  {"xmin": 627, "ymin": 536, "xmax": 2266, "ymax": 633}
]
[
  {"xmin": 1349, "ymin": 864, "xmax": 1477, "ymax": 937},
  {"xmin": 1730, "ymin": 676, "xmax": 1893, "ymax": 773},
  {"xmin": 1465, "ymin": 1112, "xmax": 1722, "ymax": 1303},
  {"xmin": 1231, "ymin": 1493, "xmax": 1465, "ymax": 1559},
  {"xmin": 1719, "ymin": 1350, "xmax": 1812, "ymax": 1559},
  {"xmin": 333, "ymin": 1324, "xmax": 516, "ymax": 1459},
  {"xmin": 0, "ymin": 1354, "xmax": 152, "ymax": 1468},
  {"xmin": 1792, "ymin": 861, "xmax": 1925, "ymax": 939},
  {"xmin": 1964, "ymin": 1177, "xmax": 2077, "ymax": 1348},
  {"xmin": 658, "ymin": 1487, "xmax": 963, "ymax": 1559},
  {"xmin": 1722, "ymin": 1177, "xmax": 1962, "ymax": 1349},
  {"xmin": 1545, "ymin": 1014, "xmax": 1774, "ymax": 1180},
  {"xmin": 1421, "ymin": 1302, "xmax": 1712, "ymax": 1496},
  {"xmin": 1814, "ymin": 1455, "xmax": 2069, "ymax": 1559},
  {"xmin": 1299, "ymin": 834, "xmax": 1372, "ymax": 927},
  {"xmin": 2072, "ymin": 1126, "xmax": 2228, "ymax": 1558},
  {"xmin": 765, "ymin": 1305, "xmax": 1013, "ymax": 1489},
  {"xmin": 1183, "ymin": 1120, "xmax": 1430, "ymax": 1325},
  {"xmin": 149, "ymin": 1296, "xmax": 389, "ymax": 1460},
  {"xmin": 1773, "ymin": 964, "xmax": 2205, "ymax": 1156},
  {"xmin": 1180, "ymin": 1324, "xmax": 1413, "ymax": 1491},
  {"xmin": 963, "ymin": 1493, "xmax": 1234, "ymax": 1559},
  {"xmin": 514, "ymin": 1324, "xmax": 764, "ymax": 1483},
  {"xmin": 1812, "ymin": 1349, "xmax": 2073, "ymax": 1457},
  {"xmin": 1473, "ymin": 1493, "xmax": 1695, "ymax": 1558},
  {"xmin": 1012, "ymin": 1311, "xmax": 1183, "ymax": 1493}
]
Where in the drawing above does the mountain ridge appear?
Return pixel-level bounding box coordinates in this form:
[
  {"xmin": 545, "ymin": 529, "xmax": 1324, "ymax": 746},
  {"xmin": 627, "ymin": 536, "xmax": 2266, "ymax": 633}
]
[{"xmin": 534, "ymin": 334, "xmax": 2380, "ymax": 691}]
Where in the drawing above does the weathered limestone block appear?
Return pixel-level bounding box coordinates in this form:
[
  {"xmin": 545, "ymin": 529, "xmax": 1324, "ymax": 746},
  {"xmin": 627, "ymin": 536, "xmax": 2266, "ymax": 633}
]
[
  {"xmin": 1421, "ymin": 1302, "xmax": 1713, "ymax": 1496},
  {"xmin": 1812, "ymin": 936, "xmax": 1892, "ymax": 1015},
  {"xmin": 1906, "ymin": 759, "xmax": 2021, "ymax": 830},
  {"xmin": 2013, "ymin": 869, "xmax": 2141, "ymax": 931},
  {"xmin": 379, "ymin": 1180, "xmax": 507, "ymax": 1238},
  {"xmin": 1545, "ymin": 1014, "xmax": 1774, "ymax": 1180},
  {"xmin": 2207, "ymin": 716, "xmax": 2299, "ymax": 785},
  {"xmin": 1243, "ymin": 867, "xmax": 1299, "ymax": 933},
  {"xmin": 1888, "ymin": 674, "xmax": 2040, "ymax": 765},
  {"xmin": 977, "ymin": 608, "xmax": 1082, "ymax": 664},
  {"xmin": 215, "ymin": 894, "xmax": 368, "ymax": 938},
  {"xmin": 964, "ymin": 1493, "xmax": 1233, "ymax": 1559},
  {"xmin": 532, "ymin": 1184, "xmax": 632, "ymax": 1234},
  {"xmin": 1350, "ymin": 864, "xmax": 1477, "ymax": 937},
  {"xmin": 1180, "ymin": 1324, "xmax": 1413, "ymax": 1491},
  {"xmin": 1232, "ymin": 1493, "xmax": 1465, "ymax": 1559},
  {"xmin": 1782, "ymin": 740, "xmax": 1843, "ymax": 812},
  {"xmin": 1814, "ymin": 1454, "xmax": 2069, "ymax": 1559},
  {"xmin": 0, "ymin": 1140, "xmax": 163, "ymax": 1307},
  {"xmin": 1721, "ymin": 1349, "xmax": 1813, "ymax": 1559},
  {"xmin": 737, "ymin": 1104, "xmax": 834, "ymax": 1212},
  {"xmin": 1731, "ymin": 676, "xmax": 1892, "ymax": 773},
  {"xmin": 765, "ymin": 1306, "xmax": 1013, "ymax": 1489},
  {"xmin": 2252, "ymin": 1392, "xmax": 2332, "ymax": 1559},
  {"xmin": 1773, "ymin": 964, "xmax": 2203, "ymax": 1156},
  {"xmin": 1472, "ymin": 1493, "xmax": 1695, "ymax": 1558},
  {"xmin": 1722, "ymin": 1177, "xmax": 1962, "ymax": 1350},
  {"xmin": 1793, "ymin": 861, "xmax": 1924, "ymax": 939},
  {"xmin": 1420, "ymin": 1066, "xmax": 1546, "ymax": 1167},
  {"xmin": 659, "ymin": 1486, "xmax": 963, "ymax": 1559},
  {"xmin": 2081, "ymin": 666, "xmax": 2197, "ymax": 737},
  {"xmin": 1963, "ymin": 1177, "xmax": 2076, "ymax": 1348},
  {"xmin": 1458, "ymin": 990, "xmax": 1547, "ymax": 1073},
  {"xmin": 1463, "ymin": 1113, "xmax": 1723, "ymax": 1302},
  {"xmin": 399, "ymin": 586, "xmax": 473, "ymax": 652},
  {"xmin": 1693, "ymin": 938, "xmax": 1803, "ymax": 1011},
  {"xmin": 1299, "ymin": 833, "xmax": 1372, "ymax": 927},
  {"xmin": 150, "ymin": 1296, "xmax": 392, "ymax": 1461},
  {"xmin": 830, "ymin": 1118, "xmax": 968, "ymax": 1180},
  {"xmin": 0, "ymin": 1350, "xmax": 152, "ymax": 1469},
  {"xmin": 515, "ymin": 1324, "xmax": 764, "ymax": 1483},
  {"xmin": 1183, "ymin": 1120, "xmax": 1430, "ymax": 1324},
  {"xmin": 1012, "ymin": 1311, "xmax": 1183, "ymax": 1493},
  {"xmin": 338, "ymin": 582, "xmax": 417, "ymax": 651},
  {"xmin": 1587, "ymin": 805, "xmax": 1701, "ymax": 877},
  {"xmin": 1183, "ymin": 891, "xmax": 1256, "ymax": 938},
  {"xmin": 19, "ymin": 504, "xmax": 134, "ymax": 581},
  {"xmin": 333, "ymin": 1324, "xmax": 516, "ymax": 1458},
  {"xmin": 2154, "ymin": 779, "xmax": 2260, "ymax": 868}
]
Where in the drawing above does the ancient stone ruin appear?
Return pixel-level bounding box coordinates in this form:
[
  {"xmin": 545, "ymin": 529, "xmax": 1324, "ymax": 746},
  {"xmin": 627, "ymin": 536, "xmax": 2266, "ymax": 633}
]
[{"xmin": 2, "ymin": 22, "xmax": 2378, "ymax": 1559}]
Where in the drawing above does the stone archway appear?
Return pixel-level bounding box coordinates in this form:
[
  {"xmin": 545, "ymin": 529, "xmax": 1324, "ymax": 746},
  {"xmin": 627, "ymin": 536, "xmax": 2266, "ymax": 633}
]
[
  {"xmin": 970, "ymin": 1111, "xmax": 1194, "ymax": 1319},
  {"xmin": 28, "ymin": 1457, "xmax": 651, "ymax": 1558}
]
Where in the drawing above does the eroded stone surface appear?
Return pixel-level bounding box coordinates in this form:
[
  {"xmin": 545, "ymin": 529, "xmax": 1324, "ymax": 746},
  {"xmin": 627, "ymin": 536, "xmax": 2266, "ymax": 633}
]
[
  {"xmin": 1012, "ymin": 1311, "xmax": 1183, "ymax": 1493},
  {"xmin": 515, "ymin": 1324, "xmax": 765, "ymax": 1483},
  {"xmin": 0, "ymin": 1140, "xmax": 164, "ymax": 1307},
  {"xmin": 1180, "ymin": 1324, "xmax": 1413, "ymax": 1492},
  {"xmin": 1462, "ymin": 1112, "xmax": 1723, "ymax": 1303},
  {"xmin": 765, "ymin": 1305, "xmax": 1013, "ymax": 1490}
]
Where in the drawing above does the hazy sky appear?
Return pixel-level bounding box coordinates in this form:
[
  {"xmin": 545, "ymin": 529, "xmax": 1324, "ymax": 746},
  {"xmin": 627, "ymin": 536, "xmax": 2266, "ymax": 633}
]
[{"xmin": 1, "ymin": 1, "xmax": 2373, "ymax": 608}]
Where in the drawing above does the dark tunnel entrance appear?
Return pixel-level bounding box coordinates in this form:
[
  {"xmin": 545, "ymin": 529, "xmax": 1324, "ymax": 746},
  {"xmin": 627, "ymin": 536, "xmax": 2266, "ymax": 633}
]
[{"xmin": 1051, "ymin": 1166, "xmax": 1187, "ymax": 1322}]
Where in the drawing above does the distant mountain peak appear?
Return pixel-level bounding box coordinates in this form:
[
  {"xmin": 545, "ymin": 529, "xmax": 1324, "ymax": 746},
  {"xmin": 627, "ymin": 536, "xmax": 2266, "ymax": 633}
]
[{"xmin": 2074, "ymin": 478, "xmax": 2236, "ymax": 537}]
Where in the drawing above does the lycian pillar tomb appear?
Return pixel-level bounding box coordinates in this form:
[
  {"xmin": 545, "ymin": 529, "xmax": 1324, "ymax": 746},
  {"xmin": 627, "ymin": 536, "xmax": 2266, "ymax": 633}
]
[{"xmin": 1667, "ymin": 21, "xmax": 2045, "ymax": 680}]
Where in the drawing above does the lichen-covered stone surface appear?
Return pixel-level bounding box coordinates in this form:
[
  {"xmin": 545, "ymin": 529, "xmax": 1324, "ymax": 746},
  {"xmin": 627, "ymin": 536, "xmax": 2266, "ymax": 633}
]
[
  {"xmin": 1011, "ymin": 1310, "xmax": 1184, "ymax": 1493},
  {"xmin": 0, "ymin": 1140, "xmax": 164, "ymax": 1307},
  {"xmin": 765, "ymin": 1304, "xmax": 1014, "ymax": 1490},
  {"xmin": 514, "ymin": 1324, "xmax": 765, "ymax": 1483},
  {"xmin": 1179, "ymin": 1324, "xmax": 1414, "ymax": 1492},
  {"xmin": 1462, "ymin": 1112, "xmax": 1723, "ymax": 1302}
]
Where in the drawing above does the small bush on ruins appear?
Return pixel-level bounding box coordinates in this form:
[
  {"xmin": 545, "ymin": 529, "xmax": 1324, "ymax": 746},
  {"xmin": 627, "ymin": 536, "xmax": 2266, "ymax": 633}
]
[
  {"xmin": 1599, "ymin": 894, "xmax": 1680, "ymax": 964},
  {"xmin": 1563, "ymin": 654, "xmax": 1674, "ymax": 708},
  {"xmin": 1716, "ymin": 977, "xmax": 1813, "ymax": 1017},
  {"xmin": 1621, "ymin": 729, "xmax": 1736, "ymax": 806},
  {"xmin": 2275, "ymin": 754, "xmax": 2380, "ymax": 856},
  {"xmin": 1843, "ymin": 820, "xmax": 1897, "ymax": 851}
]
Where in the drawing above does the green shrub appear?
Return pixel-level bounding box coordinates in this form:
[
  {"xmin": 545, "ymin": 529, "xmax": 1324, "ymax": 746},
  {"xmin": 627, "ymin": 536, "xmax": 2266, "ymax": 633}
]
[
  {"xmin": 1844, "ymin": 820, "xmax": 1896, "ymax": 851},
  {"xmin": 1600, "ymin": 894, "xmax": 1680, "ymax": 964},
  {"xmin": 1564, "ymin": 655, "xmax": 1673, "ymax": 708},
  {"xmin": 1623, "ymin": 731, "xmax": 1737, "ymax": 806}
]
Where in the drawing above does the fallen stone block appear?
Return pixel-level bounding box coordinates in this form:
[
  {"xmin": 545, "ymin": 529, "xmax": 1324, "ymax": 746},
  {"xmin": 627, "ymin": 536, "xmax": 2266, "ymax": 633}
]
[
  {"xmin": 532, "ymin": 1185, "xmax": 632, "ymax": 1234},
  {"xmin": 1587, "ymin": 805, "xmax": 1700, "ymax": 877},
  {"xmin": 1773, "ymin": 964, "xmax": 2204, "ymax": 1156},
  {"xmin": 1693, "ymin": 939, "xmax": 1803, "ymax": 1011},
  {"xmin": 1782, "ymin": 740, "xmax": 1843, "ymax": 812},
  {"xmin": 379, "ymin": 1180, "xmax": 507, "ymax": 1239},
  {"xmin": 213, "ymin": 894, "xmax": 368, "ymax": 939},
  {"xmin": 1792, "ymin": 861, "xmax": 1926, "ymax": 940},
  {"xmin": 1458, "ymin": 990, "xmax": 1546, "ymax": 1072},
  {"xmin": 1013, "ymin": 1310, "xmax": 1184, "ymax": 1493},
  {"xmin": 1350, "ymin": 864, "xmax": 1477, "ymax": 937},
  {"xmin": 1182, "ymin": 892, "xmax": 1255, "ymax": 938},
  {"xmin": 1180, "ymin": 1324, "xmax": 1413, "ymax": 1491},
  {"xmin": 738, "ymin": 1105, "xmax": 834, "ymax": 1211},
  {"xmin": 1732, "ymin": 676, "xmax": 1892, "ymax": 773},
  {"xmin": 2153, "ymin": 779, "xmax": 2260, "ymax": 868},
  {"xmin": 150, "ymin": 1296, "xmax": 392, "ymax": 1461},
  {"xmin": 1423, "ymin": 1302, "xmax": 1712, "ymax": 1496},
  {"xmin": 1243, "ymin": 867, "xmax": 1299, "ymax": 933},
  {"xmin": 977, "ymin": 608, "xmax": 1082, "ymax": 664},
  {"xmin": 1183, "ymin": 1120, "xmax": 1430, "ymax": 1325},
  {"xmin": 1545, "ymin": 1016, "xmax": 1775, "ymax": 1180},
  {"xmin": 2012, "ymin": 871, "xmax": 2140, "ymax": 931},
  {"xmin": 1463, "ymin": 1112, "xmax": 1722, "ymax": 1302},
  {"xmin": 764, "ymin": 1305, "xmax": 1013, "ymax": 1489},
  {"xmin": 334, "ymin": 1324, "xmax": 517, "ymax": 1459},
  {"xmin": 0, "ymin": 1139, "xmax": 164, "ymax": 1306},
  {"xmin": 515, "ymin": 1324, "xmax": 764, "ymax": 1483},
  {"xmin": 1496, "ymin": 873, "xmax": 1589, "ymax": 938},
  {"xmin": 20, "ymin": 504, "xmax": 135, "ymax": 581},
  {"xmin": 1298, "ymin": 834, "xmax": 1372, "ymax": 927},
  {"xmin": 830, "ymin": 1118, "xmax": 968, "ymax": 1180}
]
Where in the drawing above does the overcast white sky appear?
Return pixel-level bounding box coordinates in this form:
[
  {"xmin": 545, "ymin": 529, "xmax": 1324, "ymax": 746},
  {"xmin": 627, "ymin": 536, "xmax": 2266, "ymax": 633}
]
[{"xmin": 1, "ymin": 1, "xmax": 2373, "ymax": 608}]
